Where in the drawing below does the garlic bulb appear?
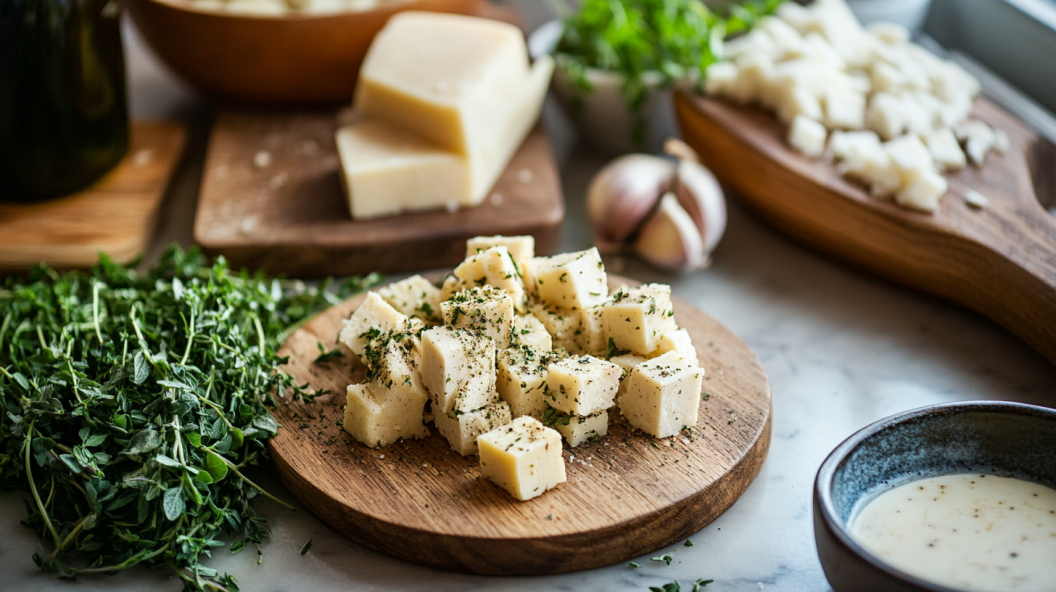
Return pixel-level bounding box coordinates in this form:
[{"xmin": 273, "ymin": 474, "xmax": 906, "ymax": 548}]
[{"xmin": 585, "ymin": 139, "xmax": 727, "ymax": 273}]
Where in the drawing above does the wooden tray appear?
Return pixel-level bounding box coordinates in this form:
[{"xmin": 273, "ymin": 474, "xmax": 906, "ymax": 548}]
[
  {"xmin": 675, "ymin": 92, "xmax": 1056, "ymax": 365},
  {"xmin": 267, "ymin": 275, "xmax": 772, "ymax": 575},
  {"xmin": 0, "ymin": 122, "xmax": 186, "ymax": 272},
  {"xmin": 194, "ymin": 109, "xmax": 564, "ymax": 277}
]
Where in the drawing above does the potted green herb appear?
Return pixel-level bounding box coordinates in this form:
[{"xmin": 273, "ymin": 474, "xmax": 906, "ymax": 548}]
[{"xmin": 533, "ymin": 0, "xmax": 782, "ymax": 154}]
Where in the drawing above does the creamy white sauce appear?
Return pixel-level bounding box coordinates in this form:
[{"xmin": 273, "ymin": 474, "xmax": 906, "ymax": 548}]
[{"xmin": 849, "ymin": 474, "xmax": 1056, "ymax": 592}]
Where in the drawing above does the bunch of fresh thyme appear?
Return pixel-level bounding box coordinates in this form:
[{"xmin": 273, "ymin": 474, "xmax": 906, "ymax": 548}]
[{"xmin": 0, "ymin": 246, "xmax": 379, "ymax": 591}]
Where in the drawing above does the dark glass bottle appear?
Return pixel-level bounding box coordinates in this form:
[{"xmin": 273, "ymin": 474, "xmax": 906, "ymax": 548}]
[{"xmin": 0, "ymin": 0, "xmax": 129, "ymax": 202}]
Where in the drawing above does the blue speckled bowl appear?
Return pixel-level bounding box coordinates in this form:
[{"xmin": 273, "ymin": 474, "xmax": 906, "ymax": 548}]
[{"xmin": 813, "ymin": 401, "xmax": 1056, "ymax": 592}]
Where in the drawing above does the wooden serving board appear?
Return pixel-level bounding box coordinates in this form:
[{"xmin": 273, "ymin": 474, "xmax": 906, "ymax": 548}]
[
  {"xmin": 267, "ymin": 276, "xmax": 772, "ymax": 575},
  {"xmin": 675, "ymin": 92, "xmax": 1056, "ymax": 366},
  {"xmin": 193, "ymin": 109, "xmax": 564, "ymax": 277},
  {"xmin": 0, "ymin": 122, "xmax": 186, "ymax": 272}
]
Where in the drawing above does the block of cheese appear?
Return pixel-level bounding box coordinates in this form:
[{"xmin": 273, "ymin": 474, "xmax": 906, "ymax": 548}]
[
  {"xmin": 335, "ymin": 119, "xmax": 470, "ymax": 219},
  {"xmin": 355, "ymin": 12, "xmax": 554, "ymax": 205},
  {"xmin": 433, "ymin": 396, "xmax": 512, "ymax": 456},
  {"xmin": 788, "ymin": 114, "xmax": 827, "ymax": 158},
  {"xmin": 441, "ymin": 285, "xmax": 515, "ymax": 348},
  {"xmin": 376, "ymin": 274, "xmax": 442, "ymax": 323},
  {"xmin": 652, "ymin": 328, "xmax": 699, "ymax": 366},
  {"xmin": 364, "ymin": 329, "xmax": 427, "ymax": 403},
  {"xmin": 419, "ymin": 326, "xmax": 495, "ymax": 416},
  {"xmin": 510, "ymin": 313, "xmax": 552, "ymax": 353},
  {"xmin": 466, "ymin": 235, "xmax": 535, "ymax": 270},
  {"xmin": 496, "ymin": 346, "xmax": 562, "ymax": 419},
  {"xmin": 545, "ymin": 407, "xmax": 609, "ymax": 448},
  {"xmin": 618, "ymin": 351, "xmax": 704, "ymax": 438},
  {"xmin": 529, "ymin": 247, "xmax": 608, "ymax": 312},
  {"xmin": 530, "ymin": 304, "xmax": 580, "ymax": 352},
  {"xmin": 478, "ymin": 416, "xmax": 566, "ymax": 501},
  {"xmin": 338, "ymin": 292, "xmax": 418, "ymax": 363},
  {"xmin": 598, "ymin": 284, "xmax": 678, "ymax": 356},
  {"xmin": 343, "ymin": 383, "xmax": 429, "ymax": 448},
  {"xmin": 573, "ymin": 306, "xmax": 607, "ymax": 356},
  {"xmin": 545, "ymin": 355, "xmax": 621, "ymax": 416},
  {"xmin": 450, "ymin": 246, "xmax": 528, "ymax": 312}
]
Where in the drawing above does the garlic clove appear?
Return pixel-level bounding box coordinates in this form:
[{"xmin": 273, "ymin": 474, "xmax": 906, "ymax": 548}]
[
  {"xmin": 587, "ymin": 154, "xmax": 675, "ymax": 251},
  {"xmin": 633, "ymin": 192, "xmax": 707, "ymax": 274},
  {"xmin": 675, "ymin": 159, "xmax": 727, "ymax": 255}
]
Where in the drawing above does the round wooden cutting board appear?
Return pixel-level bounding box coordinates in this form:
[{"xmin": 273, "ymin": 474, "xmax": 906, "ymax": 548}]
[{"xmin": 268, "ymin": 276, "xmax": 772, "ymax": 575}]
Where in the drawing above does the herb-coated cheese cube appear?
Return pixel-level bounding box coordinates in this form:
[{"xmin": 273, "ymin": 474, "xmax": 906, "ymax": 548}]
[
  {"xmin": 530, "ymin": 303, "xmax": 580, "ymax": 352},
  {"xmin": 618, "ymin": 351, "xmax": 704, "ymax": 438},
  {"xmin": 338, "ymin": 292, "xmax": 408, "ymax": 363},
  {"xmin": 478, "ymin": 416, "xmax": 565, "ymax": 501},
  {"xmin": 343, "ymin": 383, "xmax": 429, "ymax": 448},
  {"xmin": 651, "ymin": 328, "xmax": 699, "ymax": 367},
  {"xmin": 363, "ymin": 329, "xmax": 428, "ymax": 403},
  {"xmin": 598, "ymin": 284, "xmax": 678, "ymax": 356},
  {"xmin": 544, "ymin": 406, "xmax": 608, "ymax": 448},
  {"xmin": 465, "ymin": 235, "xmax": 535, "ymax": 270},
  {"xmin": 434, "ymin": 396, "xmax": 512, "ymax": 456},
  {"xmin": 610, "ymin": 353, "xmax": 647, "ymax": 377},
  {"xmin": 530, "ymin": 247, "xmax": 607, "ymax": 312},
  {"xmin": 545, "ymin": 355, "xmax": 621, "ymax": 416},
  {"xmin": 496, "ymin": 347, "xmax": 562, "ymax": 419},
  {"xmin": 419, "ymin": 326, "xmax": 495, "ymax": 416},
  {"xmin": 450, "ymin": 246, "xmax": 528, "ymax": 312},
  {"xmin": 573, "ymin": 306, "xmax": 607, "ymax": 356},
  {"xmin": 441, "ymin": 285, "xmax": 515, "ymax": 348},
  {"xmin": 510, "ymin": 313, "xmax": 552, "ymax": 352},
  {"xmin": 377, "ymin": 275, "xmax": 442, "ymax": 323},
  {"xmin": 788, "ymin": 114, "xmax": 827, "ymax": 158}
]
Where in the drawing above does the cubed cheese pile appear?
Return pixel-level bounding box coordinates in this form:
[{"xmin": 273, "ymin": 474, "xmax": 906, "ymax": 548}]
[
  {"xmin": 704, "ymin": 0, "xmax": 1007, "ymax": 213},
  {"xmin": 335, "ymin": 13, "xmax": 554, "ymax": 219},
  {"xmin": 337, "ymin": 236, "xmax": 707, "ymax": 501}
]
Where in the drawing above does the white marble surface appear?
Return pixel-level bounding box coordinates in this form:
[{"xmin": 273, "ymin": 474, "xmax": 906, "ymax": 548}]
[{"xmin": 3, "ymin": 4, "xmax": 1056, "ymax": 592}]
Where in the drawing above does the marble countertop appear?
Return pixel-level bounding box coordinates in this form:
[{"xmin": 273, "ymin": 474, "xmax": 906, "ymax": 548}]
[{"xmin": 4, "ymin": 5, "xmax": 1055, "ymax": 591}]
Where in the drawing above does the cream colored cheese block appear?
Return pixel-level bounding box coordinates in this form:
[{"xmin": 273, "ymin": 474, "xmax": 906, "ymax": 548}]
[
  {"xmin": 788, "ymin": 114, "xmax": 827, "ymax": 158},
  {"xmin": 529, "ymin": 248, "xmax": 608, "ymax": 312},
  {"xmin": 496, "ymin": 346, "xmax": 563, "ymax": 419},
  {"xmin": 510, "ymin": 313, "xmax": 552, "ymax": 353},
  {"xmin": 364, "ymin": 329, "xmax": 428, "ymax": 403},
  {"xmin": 466, "ymin": 235, "xmax": 534, "ymax": 270},
  {"xmin": 376, "ymin": 274, "xmax": 442, "ymax": 323},
  {"xmin": 434, "ymin": 396, "xmax": 512, "ymax": 456},
  {"xmin": 356, "ymin": 12, "xmax": 554, "ymax": 205},
  {"xmin": 610, "ymin": 353, "xmax": 647, "ymax": 377},
  {"xmin": 545, "ymin": 407, "xmax": 608, "ymax": 448},
  {"xmin": 478, "ymin": 416, "xmax": 565, "ymax": 501},
  {"xmin": 441, "ymin": 285, "xmax": 515, "ymax": 348},
  {"xmin": 419, "ymin": 326, "xmax": 495, "ymax": 416},
  {"xmin": 545, "ymin": 355, "xmax": 621, "ymax": 416},
  {"xmin": 573, "ymin": 306, "xmax": 607, "ymax": 357},
  {"xmin": 450, "ymin": 246, "xmax": 528, "ymax": 312},
  {"xmin": 652, "ymin": 328, "xmax": 699, "ymax": 366},
  {"xmin": 338, "ymin": 292, "xmax": 410, "ymax": 363},
  {"xmin": 343, "ymin": 383, "xmax": 429, "ymax": 448},
  {"xmin": 618, "ymin": 351, "xmax": 704, "ymax": 438},
  {"xmin": 598, "ymin": 284, "xmax": 678, "ymax": 356},
  {"xmin": 530, "ymin": 304, "xmax": 580, "ymax": 352},
  {"xmin": 335, "ymin": 119, "xmax": 470, "ymax": 219}
]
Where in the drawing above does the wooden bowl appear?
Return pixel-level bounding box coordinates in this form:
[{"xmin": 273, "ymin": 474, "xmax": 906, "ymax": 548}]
[{"xmin": 126, "ymin": 0, "xmax": 483, "ymax": 106}]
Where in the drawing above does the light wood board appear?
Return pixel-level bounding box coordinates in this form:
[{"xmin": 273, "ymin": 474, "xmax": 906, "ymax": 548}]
[
  {"xmin": 675, "ymin": 92, "xmax": 1056, "ymax": 366},
  {"xmin": 267, "ymin": 275, "xmax": 772, "ymax": 575},
  {"xmin": 194, "ymin": 109, "xmax": 564, "ymax": 277},
  {"xmin": 0, "ymin": 122, "xmax": 186, "ymax": 271}
]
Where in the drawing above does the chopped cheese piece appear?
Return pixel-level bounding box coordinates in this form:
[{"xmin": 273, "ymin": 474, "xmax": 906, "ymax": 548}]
[
  {"xmin": 377, "ymin": 275, "xmax": 442, "ymax": 323},
  {"xmin": 545, "ymin": 407, "xmax": 608, "ymax": 448},
  {"xmin": 530, "ymin": 304, "xmax": 580, "ymax": 352},
  {"xmin": 895, "ymin": 168, "xmax": 947, "ymax": 213},
  {"xmin": 529, "ymin": 248, "xmax": 608, "ymax": 312},
  {"xmin": 545, "ymin": 355, "xmax": 621, "ymax": 416},
  {"xmin": 419, "ymin": 326, "xmax": 495, "ymax": 416},
  {"xmin": 788, "ymin": 114, "xmax": 827, "ymax": 158},
  {"xmin": 441, "ymin": 285, "xmax": 515, "ymax": 348},
  {"xmin": 338, "ymin": 292, "xmax": 411, "ymax": 363},
  {"xmin": 573, "ymin": 306, "xmax": 607, "ymax": 356},
  {"xmin": 923, "ymin": 128, "xmax": 966, "ymax": 171},
  {"xmin": 598, "ymin": 284, "xmax": 678, "ymax": 356},
  {"xmin": 496, "ymin": 347, "xmax": 561, "ymax": 419},
  {"xmin": 618, "ymin": 351, "xmax": 704, "ymax": 438},
  {"xmin": 450, "ymin": 246, "xmax": 528, "ymax": 312},
  {"xmin": 822, "ymin": 85, "xmax": 865, "ymax": 130},
  {"xmin": 434, "ymin": 396, "xmax": 512, "ymax": 456},
  {"xmin": 510, "ymin": 313, "xmax": 552, "ymax": 353},
  {"xmin": 478, "ymin": 416, "xmax": 565, "ymax": 501},
  {"xmin": 356, "ymin": 12, "xmax": 554, "ymax": 205},
  {"xmin": 610, "ymin": 353, "xmax": 647, "ymax": 377},
  {"xmin": 652, "ymin": 328, "xmax": 699, "ymax": 366},
  {"xmin": 343, "ymin": 383, "xmax": 430, "ymax": 448},
  {"xmin": 363, "ymin": 329, "xmax": 427, "ymax": 403},
  {"xmin": 465, "ymin": 235, "xmax": 535, "ymax": 270},
  {"xmin": 335, "ymin": 120, "xmax": 469, "ymax": 219}
]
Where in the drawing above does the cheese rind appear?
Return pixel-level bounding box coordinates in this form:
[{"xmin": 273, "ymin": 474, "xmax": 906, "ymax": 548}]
[
  {"xmin": 618, "ymin": 351, "xmax": 704, "ymax": 438},
  {"xmin": 478, "ymin": 416, "xmax": 566, "ymax": 501},
  {"xmin": 545, "ymin": 355, "xmax": 622, "ymax": 416},
  {"xmin": 335, "ymin": 120, "xmax": 470, "ymax": 219}
]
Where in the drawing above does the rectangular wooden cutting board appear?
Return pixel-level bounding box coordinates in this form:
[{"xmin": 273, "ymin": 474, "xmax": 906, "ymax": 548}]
[{"xmin": 193, "ymin": 109, "xmax": 564, "ymax": 277}]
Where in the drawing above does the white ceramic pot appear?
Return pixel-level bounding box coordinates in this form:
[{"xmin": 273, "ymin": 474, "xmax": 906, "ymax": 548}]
[{"xmin": 528, "ymin": 20, "xmax": 681, "ymax": 156}]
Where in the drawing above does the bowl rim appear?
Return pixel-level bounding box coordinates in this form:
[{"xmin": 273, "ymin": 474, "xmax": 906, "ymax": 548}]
[
  {"xmin": 130, "ymin": 0, "xmax": 429, "ymax": 22},
  {"xmin": 814, "ymin": 400, "xmax": 1056, "ymax": 592}
]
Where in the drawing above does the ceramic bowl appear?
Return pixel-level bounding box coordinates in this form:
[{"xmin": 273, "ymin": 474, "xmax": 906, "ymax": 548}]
[
  {"xmin": 813, "ymin": 401, "xmax": 1056, "ymax": 592},
  {"xmin": 126, "ymin": 0, "xmax": 482, "ymax": 106}
]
